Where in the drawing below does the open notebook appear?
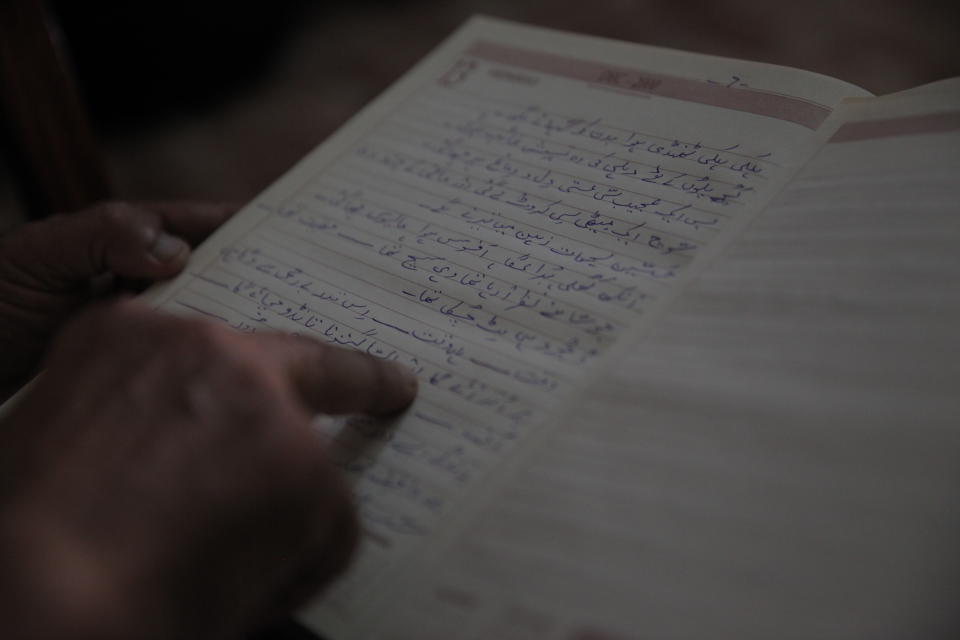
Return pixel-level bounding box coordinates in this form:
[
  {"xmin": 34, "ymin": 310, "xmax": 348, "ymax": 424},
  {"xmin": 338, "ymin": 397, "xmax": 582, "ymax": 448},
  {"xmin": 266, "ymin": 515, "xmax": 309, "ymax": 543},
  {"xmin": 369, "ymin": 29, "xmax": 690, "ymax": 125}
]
[{"xmin": 132, "ymin": 16, "xmax": 959, "ymax": 639}]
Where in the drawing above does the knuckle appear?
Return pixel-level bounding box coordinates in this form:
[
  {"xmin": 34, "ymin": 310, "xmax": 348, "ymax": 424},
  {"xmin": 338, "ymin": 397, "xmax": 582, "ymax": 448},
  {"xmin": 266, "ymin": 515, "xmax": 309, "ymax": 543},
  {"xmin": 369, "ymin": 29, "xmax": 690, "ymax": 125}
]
[
  {"xmin": 301, "ymin": 342, "xmax": 335, "ymax": 381},
  {"xmin": 178, "ymin": 316, "xmax": 231, "ymax": 350},
  {"xmin": 179, "ymin": 323, "xmax": 266, "ymax": 379},
  {"xmin": 94, "ymin": 202, "xmax": 158, "ymax": 242},
  {"xmin": 95, "ymin": 201, "xmax": 133, "ymax": 227},
  {"xmin": 179, "ymin": 321, "xmax": 286, "ymax": 405},
  {"xmin": 286, "ymin": 332, "xmax": 330, "ymax": 358}
]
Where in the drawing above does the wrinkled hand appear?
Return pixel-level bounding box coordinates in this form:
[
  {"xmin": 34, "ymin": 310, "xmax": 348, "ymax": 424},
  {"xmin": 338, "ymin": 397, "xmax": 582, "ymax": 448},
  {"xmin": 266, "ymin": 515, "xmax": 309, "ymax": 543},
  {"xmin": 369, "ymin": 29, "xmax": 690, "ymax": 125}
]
[
  {"xmin": 0, "ymin": 300, "xmax": 417, "ymax": 639},
  {"xmin": 0, "ymin": 201, "xmax": 235, "ymax": 393}
]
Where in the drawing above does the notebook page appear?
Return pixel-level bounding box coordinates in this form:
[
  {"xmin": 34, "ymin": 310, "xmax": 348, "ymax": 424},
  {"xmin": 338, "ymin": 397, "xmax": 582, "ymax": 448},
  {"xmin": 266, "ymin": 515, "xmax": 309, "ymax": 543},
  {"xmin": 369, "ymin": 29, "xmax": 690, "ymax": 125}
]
[
  {"xmin": 377, "ymin": 81, "xmax": 960, "ymax": 639},
  {"xmin": 136, "ymin": 16, "xmax": 869, "ymax": 636}
]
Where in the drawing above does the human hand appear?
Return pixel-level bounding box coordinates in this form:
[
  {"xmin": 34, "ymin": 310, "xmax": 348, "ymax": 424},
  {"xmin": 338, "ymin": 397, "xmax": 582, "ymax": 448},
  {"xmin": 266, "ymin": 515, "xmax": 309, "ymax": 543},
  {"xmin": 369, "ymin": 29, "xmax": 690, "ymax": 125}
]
[
  {"xmin": 0, "ymin": 201, "xmax": 235, "ymax": 394},
  {"xmin": 0, "ymin": 300, "xmax": 417, "ymax": 639}
]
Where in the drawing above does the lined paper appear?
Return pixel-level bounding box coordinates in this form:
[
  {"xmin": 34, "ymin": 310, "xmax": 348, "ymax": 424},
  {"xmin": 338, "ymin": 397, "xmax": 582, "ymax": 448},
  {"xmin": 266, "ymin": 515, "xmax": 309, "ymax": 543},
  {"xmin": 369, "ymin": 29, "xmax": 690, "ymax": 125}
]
[
  {"xmin": 370, "ymin": 80, "xmax": 960, "ymax": 640},
  {"xmin": 139, "ymin": 17, "xmax": 875, "ymax": 638}
]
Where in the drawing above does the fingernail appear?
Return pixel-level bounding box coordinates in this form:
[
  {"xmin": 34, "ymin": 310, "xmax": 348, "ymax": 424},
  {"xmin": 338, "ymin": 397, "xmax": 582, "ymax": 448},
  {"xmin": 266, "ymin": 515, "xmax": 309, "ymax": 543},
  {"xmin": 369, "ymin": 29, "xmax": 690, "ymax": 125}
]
[{"xmin": 150, "ymin": 232, "xmax": 189, "ymax": 263}]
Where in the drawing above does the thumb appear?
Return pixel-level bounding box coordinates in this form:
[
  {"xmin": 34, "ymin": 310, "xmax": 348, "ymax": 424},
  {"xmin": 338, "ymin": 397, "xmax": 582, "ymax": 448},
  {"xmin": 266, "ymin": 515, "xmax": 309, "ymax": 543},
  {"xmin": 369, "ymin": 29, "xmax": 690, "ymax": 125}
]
[{"xmin": 0, "ymin": 202, "xmax": 192, "ymax": 289}]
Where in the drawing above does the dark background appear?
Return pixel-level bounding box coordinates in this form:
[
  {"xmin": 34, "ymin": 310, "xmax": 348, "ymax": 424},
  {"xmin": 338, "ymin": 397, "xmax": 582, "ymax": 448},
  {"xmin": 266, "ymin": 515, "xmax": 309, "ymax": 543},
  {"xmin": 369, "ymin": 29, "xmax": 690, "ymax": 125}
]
[{"xmin": 2, "ymin": 0, "xmax": 959, "ymax": 228}]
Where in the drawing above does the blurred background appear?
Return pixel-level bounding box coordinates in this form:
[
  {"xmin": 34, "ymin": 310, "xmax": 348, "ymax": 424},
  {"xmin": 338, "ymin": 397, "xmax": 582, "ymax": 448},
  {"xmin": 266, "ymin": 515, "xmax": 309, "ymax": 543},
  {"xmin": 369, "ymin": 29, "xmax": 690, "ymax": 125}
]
[{"xmin": 1, "ymin": 0, "xmax": 959, "ymax": 230}]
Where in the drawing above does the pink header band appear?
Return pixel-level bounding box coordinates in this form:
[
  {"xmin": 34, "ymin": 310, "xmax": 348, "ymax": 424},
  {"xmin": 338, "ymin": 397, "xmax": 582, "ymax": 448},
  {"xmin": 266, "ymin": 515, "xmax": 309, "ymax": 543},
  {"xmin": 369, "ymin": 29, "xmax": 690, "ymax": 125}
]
[
  {"xmin": 829, "ymin": 110, "xmax": 960, "ymax": 143},
  {"xmin": 466, "ymin": 41, "xmax": 832, "ymax": 130}
]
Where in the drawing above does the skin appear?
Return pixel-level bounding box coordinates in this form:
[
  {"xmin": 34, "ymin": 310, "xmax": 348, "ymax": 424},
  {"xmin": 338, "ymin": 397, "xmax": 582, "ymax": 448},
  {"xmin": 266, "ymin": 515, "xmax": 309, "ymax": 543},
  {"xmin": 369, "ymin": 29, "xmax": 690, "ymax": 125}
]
[
  {"xmin": 0, "ymin": 201, "xmax": 237, "ymax": 395},
  {"xmin": 0, "ymin": 203, "xmax": 417, "ymax": 639}
]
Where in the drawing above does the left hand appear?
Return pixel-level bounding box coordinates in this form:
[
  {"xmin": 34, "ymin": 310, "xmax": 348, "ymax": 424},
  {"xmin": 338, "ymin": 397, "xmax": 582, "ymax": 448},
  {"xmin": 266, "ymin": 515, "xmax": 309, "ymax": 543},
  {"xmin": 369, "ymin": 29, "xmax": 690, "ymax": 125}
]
[{"xmin": 0, "ymin": 201, "xmax": 235, "ymax": 393}]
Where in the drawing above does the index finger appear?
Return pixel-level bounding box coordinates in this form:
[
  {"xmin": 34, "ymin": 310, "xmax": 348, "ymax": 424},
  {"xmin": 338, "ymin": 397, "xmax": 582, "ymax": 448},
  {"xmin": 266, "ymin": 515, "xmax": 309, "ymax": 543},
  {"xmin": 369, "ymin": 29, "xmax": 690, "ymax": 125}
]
[
  {"xmin": 251, "ymin": 332, "xmax": 418, "ymax": 416},
  {"xmin": 141, "ymin": 201, "xmax": 239, "ymax": 246}
]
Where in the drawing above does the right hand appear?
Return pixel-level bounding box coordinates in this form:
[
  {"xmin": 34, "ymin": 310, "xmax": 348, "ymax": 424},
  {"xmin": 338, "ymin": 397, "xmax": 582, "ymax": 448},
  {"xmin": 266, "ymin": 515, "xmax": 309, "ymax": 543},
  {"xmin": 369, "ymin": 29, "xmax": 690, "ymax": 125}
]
[{"xmin": 0, "ymin": 300, "xmax": 417, "ymax": 639}]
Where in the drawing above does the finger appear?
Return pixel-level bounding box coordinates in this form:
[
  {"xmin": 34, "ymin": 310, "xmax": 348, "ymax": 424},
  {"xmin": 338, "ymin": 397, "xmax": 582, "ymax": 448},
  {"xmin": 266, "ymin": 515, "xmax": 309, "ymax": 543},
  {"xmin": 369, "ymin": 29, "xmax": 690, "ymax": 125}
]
[
  {"xmin": 251, "ymin": 333, "xmax": 418, "ymax": 416},
  {"xmin": 0, "ymin": 202, "xmax": 192, "ymax": 288},
  {"xmin": 139, "ymin": 201, "xmax": 238, "ymax": 246}
]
